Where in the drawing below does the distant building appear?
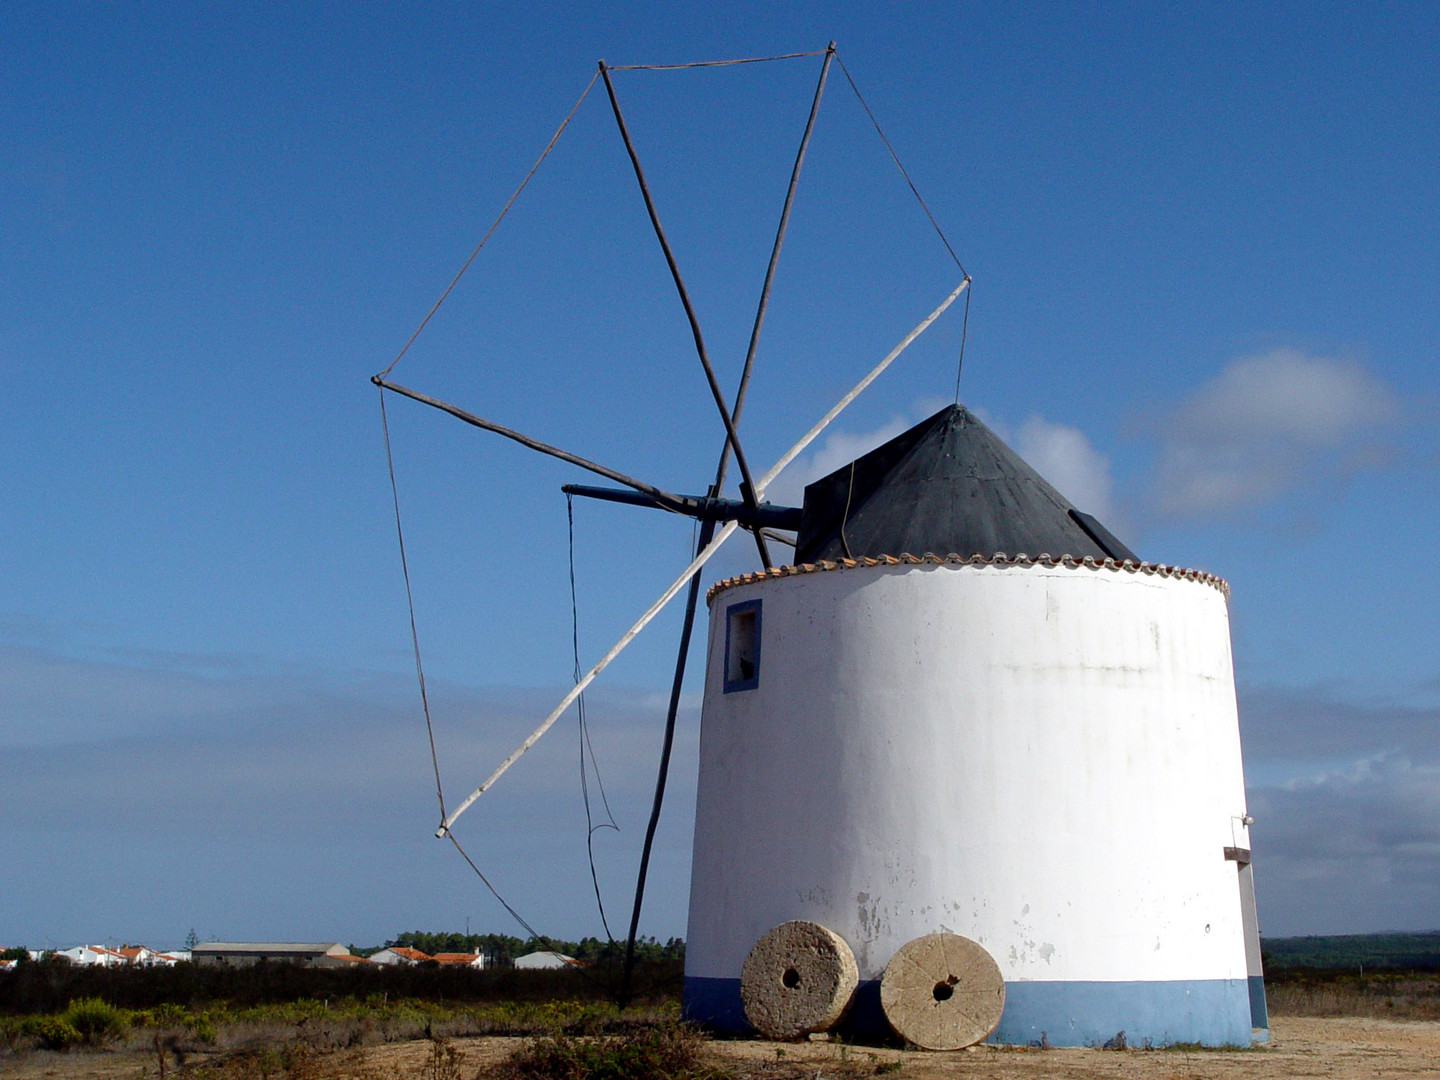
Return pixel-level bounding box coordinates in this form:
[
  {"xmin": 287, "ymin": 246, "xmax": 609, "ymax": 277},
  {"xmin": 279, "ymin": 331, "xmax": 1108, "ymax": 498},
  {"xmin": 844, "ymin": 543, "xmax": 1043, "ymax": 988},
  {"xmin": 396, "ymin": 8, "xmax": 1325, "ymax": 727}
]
[
  {"xmin": 514, "ymin": 951, "xmax": 579, "ymax": 970},
  {"xmin": 431, "ymin": 952, "xmax": 486, "ymax": 969},
  {"xmin": 56, "ymin": 945, "xmax": 125, "ymax": 967},
  {"xmin": 49, "ymin": 945, "xmax": 187, "ymax": 967},
  {"xmin": 192, "ymin": 942, "xmax": 353, "ymax": 968},
  {"xmin": 370, "ymin": 947, "xmax": 431, "ymax": 966}
]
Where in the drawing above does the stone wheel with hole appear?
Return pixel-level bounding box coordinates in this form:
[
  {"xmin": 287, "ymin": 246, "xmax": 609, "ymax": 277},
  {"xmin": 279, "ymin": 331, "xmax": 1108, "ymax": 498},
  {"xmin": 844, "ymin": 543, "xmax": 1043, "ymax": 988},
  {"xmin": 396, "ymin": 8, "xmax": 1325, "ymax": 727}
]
[
  {"xmin": 739, "ymin": 920, "xmax": 859, "ymax": 1039},
  {"xmin": 880, "ymin": 932, "xmax": 1005, "ymax": 1050}
]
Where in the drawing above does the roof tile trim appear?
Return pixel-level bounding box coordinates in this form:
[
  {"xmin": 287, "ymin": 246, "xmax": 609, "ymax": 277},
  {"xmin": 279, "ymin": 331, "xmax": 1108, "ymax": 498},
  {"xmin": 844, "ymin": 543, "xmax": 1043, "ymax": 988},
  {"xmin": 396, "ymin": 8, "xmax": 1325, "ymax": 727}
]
[{"xmin": 706, "ymin": 552, "xmax": 1229, "ymax": 605}]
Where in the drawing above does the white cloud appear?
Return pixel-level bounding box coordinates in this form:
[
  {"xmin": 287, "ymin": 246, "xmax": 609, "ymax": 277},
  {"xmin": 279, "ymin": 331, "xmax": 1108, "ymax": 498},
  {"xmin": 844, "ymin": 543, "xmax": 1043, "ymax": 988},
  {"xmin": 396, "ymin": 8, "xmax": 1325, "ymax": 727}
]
[
  {"xmin": 1249, "ymin": 753, "xmax": 1440, "ymax": 934},
  {"xmin": 764, "ymin": 414, "xmax": 911, "ymax": 509},
  {"xmin": 1238, "ymin": 683, "xmax": 1440, "ymax": 934},
  {"xmin": 1014, "ymin": 415, "xmax": 1116, "ymax": 521},
  {"xmin": 1152, "ymin": 349, "xmax": 1400, "ymax": 519}
]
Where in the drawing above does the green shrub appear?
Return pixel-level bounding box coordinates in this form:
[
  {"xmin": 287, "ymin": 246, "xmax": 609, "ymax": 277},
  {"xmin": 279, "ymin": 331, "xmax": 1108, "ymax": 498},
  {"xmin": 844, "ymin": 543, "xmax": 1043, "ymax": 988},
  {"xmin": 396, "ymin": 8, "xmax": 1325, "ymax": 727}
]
[
  {"xmin": 190, "ymin": 1013, "xmax": 219, "ymax": 1044},
  {"xmin": 145, "ymin": 1002, "xmax": 190, "ymax": 1028},
  {"xmin": 59, "ymin": 998, "xmax": 131, "ymax": 1046},
  {"xmin": 28, "ymin": 1016, "xmax": 83, "ymax": 1051}
]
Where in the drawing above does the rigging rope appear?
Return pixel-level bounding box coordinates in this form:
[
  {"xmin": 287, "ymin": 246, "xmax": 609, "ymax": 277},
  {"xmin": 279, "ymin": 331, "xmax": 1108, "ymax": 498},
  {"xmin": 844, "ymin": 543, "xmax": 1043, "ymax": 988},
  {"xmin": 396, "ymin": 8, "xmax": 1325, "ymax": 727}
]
[
  {"xmin": 605, "ymin": 49, "xmax": 828, "ymax": 71},
  {"xmin": 954, "ymin": 282, "xmax": 973, "ymax": 402},
  {"xmin": 445, "ymin": 832, "xmax": 546, "ymax": 943},
  {"xmin": 375, "ymin": 70, "xmax": 601, "ymax": 380},
  {"xmin": 445, "ymin": 830, "xmax": 616, "ymax": 997},
  {"xmin": 568, "ymin": 493, "xmax": 619, "ymax": 943},
  {"xmin": 834, "ymin": 54, "xmax": 968, "ymax": 279},
  {"xmin": 379, "ymin": 388, "xmax": 447, "ymax": 825},
  {"xmin": 381, "ymin": 386, "xmax": 561, "ymax": 953}
]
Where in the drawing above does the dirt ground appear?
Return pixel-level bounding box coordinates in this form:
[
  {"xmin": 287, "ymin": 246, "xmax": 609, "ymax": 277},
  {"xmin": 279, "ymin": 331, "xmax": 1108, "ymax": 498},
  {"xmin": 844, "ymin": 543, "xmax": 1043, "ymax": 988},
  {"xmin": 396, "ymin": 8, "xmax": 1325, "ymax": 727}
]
[{"xmin": 3, "ymin": 1017, "xmax": 1439, "ymax": 1080}]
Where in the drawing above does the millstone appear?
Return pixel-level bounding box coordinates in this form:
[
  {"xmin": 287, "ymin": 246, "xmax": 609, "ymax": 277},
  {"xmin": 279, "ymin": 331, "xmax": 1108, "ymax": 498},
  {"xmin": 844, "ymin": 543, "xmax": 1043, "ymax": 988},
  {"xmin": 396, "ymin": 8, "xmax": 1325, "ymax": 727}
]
[
  {"xmin": 739, "ymin": 920, "xmax": 859, "ymax": 1039},
  {"xmin": 880, "ymin": 933, "xmax": 1005, "ymax": 1050}
]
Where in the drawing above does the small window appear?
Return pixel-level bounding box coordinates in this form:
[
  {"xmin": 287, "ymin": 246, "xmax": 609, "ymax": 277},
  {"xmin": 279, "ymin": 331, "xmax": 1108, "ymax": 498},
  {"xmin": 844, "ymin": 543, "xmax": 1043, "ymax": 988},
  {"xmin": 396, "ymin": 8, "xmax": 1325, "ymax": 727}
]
[{"xmin": 724, "ymin": 599, "xmax": 761, "ymax": 693}]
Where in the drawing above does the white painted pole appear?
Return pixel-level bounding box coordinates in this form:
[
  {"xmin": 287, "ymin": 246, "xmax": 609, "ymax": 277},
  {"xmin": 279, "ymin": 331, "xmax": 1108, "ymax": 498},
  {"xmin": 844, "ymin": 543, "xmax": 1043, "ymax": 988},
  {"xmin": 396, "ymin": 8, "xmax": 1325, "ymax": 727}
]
[
  {"xmin": 438, "ymin": 519, "xmax": 741, "ymax": 835},
  {"xmin": 754, "ymin": 277, "xmax": 969, "ymax": 496},
  {"xmin": 437, "ymin": 277, "xmax": 968, "ymax": 833}
]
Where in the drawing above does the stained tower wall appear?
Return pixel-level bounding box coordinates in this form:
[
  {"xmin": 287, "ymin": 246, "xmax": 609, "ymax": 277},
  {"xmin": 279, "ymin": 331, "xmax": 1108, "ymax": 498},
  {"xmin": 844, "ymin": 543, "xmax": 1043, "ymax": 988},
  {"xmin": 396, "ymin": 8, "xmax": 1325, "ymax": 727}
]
[{"xmin": 684, "ymin": 559, "xmax": 1256, "ymax": 1047}]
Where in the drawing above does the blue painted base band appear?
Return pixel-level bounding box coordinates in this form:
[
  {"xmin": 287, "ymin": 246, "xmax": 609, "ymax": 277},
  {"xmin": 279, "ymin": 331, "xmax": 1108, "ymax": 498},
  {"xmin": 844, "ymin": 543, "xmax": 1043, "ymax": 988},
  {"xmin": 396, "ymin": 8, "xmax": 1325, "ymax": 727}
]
[{"xmin": 684, "ymin": 975, "xmax": 1258, "ymax": 1048}]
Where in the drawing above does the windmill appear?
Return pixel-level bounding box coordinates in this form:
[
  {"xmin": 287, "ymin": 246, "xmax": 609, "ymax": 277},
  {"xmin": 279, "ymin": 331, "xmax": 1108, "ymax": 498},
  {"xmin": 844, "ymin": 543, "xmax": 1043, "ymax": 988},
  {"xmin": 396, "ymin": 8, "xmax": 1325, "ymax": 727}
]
[
  {"xmin": 372, "ymin": 45, "xmax": 970, "ymax": 1004},
  {"xmin": 373, "ymin": 45, "xmax": 1264, "ymax": 1050}
]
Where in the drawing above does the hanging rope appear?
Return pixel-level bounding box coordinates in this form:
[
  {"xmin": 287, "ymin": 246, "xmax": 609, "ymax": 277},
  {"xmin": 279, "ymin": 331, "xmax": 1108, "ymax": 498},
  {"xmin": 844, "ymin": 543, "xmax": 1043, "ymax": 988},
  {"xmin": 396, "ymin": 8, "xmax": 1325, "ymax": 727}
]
[
  {"xmin": 444, "ymin": 832, "xmax": 547, "ymax": 942},
  {"xmin": 375, "ymin": 70, "xmax": 601, "ymax": 380},
  {"xmin": 834, "ymin": 54, "xmax": 968, "ymax": 279},
  {"xmin": 379, "ymin": 388, "xmax": 447, "ymax": 826},
  {"xmin": 445, "ymin": 830, "xmax": 615, "ymax": 995},
  {"xmin": 568, "ymin": 493, "xmax": 619, "ymax": 942},
  {"xmin": 381, "ymin": 386, "xmax": 569, "ymax": 955},
  {"xmin": 840, "ymin": 460, "xmax": 857, "ymax": 560}
]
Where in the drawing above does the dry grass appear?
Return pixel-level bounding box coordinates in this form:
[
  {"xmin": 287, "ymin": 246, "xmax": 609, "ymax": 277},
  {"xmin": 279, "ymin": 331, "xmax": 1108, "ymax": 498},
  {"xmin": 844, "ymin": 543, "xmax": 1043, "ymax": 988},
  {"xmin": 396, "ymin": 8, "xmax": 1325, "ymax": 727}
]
[
  {"xmin": 491, "ymin": 1025, "xmax": 724, "ymax": 1080},
  {"xmin": 2, "ymin": 998, "xmax": 678, "ymax": 1061},
  {"xmin": 1266, "ymin": 973, "xmax": 1440, "ymax": 1020},
  {"xmin": 488, "ymin": 1025, "xmax": 903, "ymax": 1080},
  {"xmin": 10, "ymin": 977, "xmax": 1440, "ymax": 1080}
]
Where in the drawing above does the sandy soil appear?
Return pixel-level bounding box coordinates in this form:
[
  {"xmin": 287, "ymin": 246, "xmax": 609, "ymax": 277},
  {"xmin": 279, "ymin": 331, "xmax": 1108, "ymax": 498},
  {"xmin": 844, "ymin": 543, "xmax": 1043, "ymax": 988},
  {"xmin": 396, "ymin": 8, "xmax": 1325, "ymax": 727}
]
[{"xmin": 4, "ymin": 1017, "xmax": 1439, "ymax": 1080}]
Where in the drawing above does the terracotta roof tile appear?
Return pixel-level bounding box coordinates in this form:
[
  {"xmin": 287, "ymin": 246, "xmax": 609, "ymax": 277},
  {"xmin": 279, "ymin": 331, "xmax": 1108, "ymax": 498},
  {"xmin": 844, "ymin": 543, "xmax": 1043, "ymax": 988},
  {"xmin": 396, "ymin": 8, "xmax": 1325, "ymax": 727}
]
[{"xmin": 707, "ymin": 553, "xmax": 1229, "ymax": 604}]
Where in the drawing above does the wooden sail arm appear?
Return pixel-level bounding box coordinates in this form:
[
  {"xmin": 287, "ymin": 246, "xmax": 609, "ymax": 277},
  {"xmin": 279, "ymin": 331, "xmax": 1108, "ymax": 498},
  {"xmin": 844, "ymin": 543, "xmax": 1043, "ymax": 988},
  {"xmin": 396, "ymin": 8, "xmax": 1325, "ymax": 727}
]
[
  {"xmin": 436, "ymin": 277, "xmax": 968, "ymax": 834},
  {"xmin": 372, "ymin": 376, "xmax": 694, "ymax": 516}
]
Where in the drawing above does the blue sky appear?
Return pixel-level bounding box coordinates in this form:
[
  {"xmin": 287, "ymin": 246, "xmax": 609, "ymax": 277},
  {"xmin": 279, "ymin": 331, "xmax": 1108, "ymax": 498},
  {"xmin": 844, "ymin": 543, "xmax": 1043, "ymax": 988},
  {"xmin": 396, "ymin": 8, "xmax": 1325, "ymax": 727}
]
[{"xmin": 2, "ymin": 2, "xmax": 1437, "ymax": 950}]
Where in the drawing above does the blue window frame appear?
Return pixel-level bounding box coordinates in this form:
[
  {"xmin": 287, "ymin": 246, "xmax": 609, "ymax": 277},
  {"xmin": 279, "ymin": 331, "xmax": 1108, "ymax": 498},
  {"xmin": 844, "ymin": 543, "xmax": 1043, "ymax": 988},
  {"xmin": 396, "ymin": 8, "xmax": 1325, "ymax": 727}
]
[{"xmin": 723, "ymin": 599, "xmax": 761, "ymax": 693}]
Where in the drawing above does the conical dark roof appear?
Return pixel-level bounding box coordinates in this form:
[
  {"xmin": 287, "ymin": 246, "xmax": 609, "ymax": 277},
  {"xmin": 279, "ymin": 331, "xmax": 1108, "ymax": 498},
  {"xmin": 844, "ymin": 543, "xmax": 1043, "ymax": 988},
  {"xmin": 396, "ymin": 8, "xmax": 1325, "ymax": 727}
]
[{"xmin": 793, "ymin": 404, "xmax": 1136, "ymax": 564}]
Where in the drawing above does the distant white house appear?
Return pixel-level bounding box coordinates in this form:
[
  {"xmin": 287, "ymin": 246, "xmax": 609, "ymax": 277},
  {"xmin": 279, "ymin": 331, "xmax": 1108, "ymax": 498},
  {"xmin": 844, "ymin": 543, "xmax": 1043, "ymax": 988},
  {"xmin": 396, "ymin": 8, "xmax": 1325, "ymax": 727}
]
[
  {"xmin": 370, "ymin": 947, "xmax": 431, "ymax": 966},
  {"xmin": 431, "ymin": 952, "xmax": 485, "ymax": 969},
  {"xmin": 192, "ymin": 942, "xmax": 353, "ymax": 968},
  {"xmin": 514, "ymin": 950, "xmax": 580, "ymax": 970},
  {"xmin": 56, "ymin": 945, "xmax": 125, "ymax": 967}
]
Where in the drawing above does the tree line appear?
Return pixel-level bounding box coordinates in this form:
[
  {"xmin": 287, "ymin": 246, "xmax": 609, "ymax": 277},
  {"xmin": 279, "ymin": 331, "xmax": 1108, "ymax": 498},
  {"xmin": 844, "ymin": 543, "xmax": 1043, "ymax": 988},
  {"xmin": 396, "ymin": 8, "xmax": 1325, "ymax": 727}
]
[
  {"xmin": 1261, "ymin": 931, "xmax": 1440, "ymax": 973},
  {"xmin": 383, "ymin": 932, "xmax": 684, "ymax": 966}
]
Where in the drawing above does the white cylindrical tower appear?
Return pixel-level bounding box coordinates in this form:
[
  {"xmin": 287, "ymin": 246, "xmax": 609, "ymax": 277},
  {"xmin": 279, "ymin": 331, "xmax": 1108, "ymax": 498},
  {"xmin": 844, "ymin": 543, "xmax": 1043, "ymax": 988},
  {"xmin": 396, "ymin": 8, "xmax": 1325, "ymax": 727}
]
[
  {"xmin": 681, "ymin": 405, "xmax": 1262, "ymax": 1047},
  {"xmin": 684, "ymin": 557, "xmax": 1255, "ymax": 1046}
]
